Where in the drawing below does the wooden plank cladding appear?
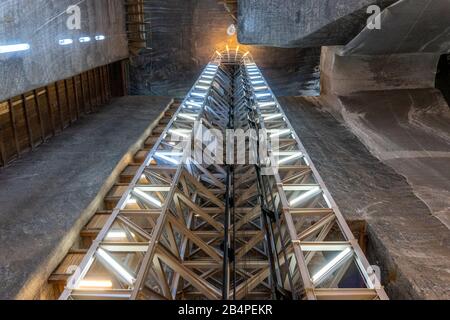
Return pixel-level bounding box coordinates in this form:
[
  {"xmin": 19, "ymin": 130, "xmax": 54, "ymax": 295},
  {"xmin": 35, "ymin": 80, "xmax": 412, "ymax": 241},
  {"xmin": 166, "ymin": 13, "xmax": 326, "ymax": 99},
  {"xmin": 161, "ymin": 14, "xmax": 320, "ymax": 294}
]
[
  {"xmin": 0, "ymin": 61, "xmax": 125, "ymax": 168},
  {"xmin": 126, "ymin": 0, "xmax": 149, "ymax": 56}
]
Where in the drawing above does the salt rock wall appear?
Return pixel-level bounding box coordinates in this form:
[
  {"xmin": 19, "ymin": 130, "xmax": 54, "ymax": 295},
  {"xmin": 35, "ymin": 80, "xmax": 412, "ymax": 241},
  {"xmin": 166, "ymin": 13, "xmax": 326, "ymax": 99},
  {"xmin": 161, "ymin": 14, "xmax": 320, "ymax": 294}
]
[
  {"xmin": 128, "ymin": 0, "xmax": 321, "ymax": 97},
  {"xmin": 0, "ymin": 0, "xmax": 129, "ymax": 101},
  {"xmin": 320, "ymin": 46, "xmax": 450, "ymax": 228}
]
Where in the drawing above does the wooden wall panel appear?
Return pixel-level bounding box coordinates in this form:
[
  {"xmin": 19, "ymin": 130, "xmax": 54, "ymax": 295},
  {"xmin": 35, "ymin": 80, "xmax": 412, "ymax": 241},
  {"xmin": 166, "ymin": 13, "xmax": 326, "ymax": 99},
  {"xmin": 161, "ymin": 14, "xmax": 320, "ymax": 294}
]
[{"xmin": 0, "ymin": 62, "xmax": 127, "ymax": 167}]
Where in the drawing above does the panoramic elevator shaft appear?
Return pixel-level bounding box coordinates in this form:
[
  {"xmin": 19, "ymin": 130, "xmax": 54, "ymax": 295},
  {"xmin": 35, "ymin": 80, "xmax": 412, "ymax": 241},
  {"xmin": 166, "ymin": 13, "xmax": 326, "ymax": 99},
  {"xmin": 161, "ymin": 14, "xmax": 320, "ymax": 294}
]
[{"xmin": 59, "ymin": 50, "xmax": 388, "ymax": 301}]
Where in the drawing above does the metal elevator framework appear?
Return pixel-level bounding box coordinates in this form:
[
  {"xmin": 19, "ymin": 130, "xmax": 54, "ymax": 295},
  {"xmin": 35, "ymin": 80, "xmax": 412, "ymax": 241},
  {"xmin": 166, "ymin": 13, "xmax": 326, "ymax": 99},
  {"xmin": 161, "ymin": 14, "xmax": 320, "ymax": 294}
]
[{"xmin": 60, "ymin": 49, "xmax": 388, "ymax": 300}]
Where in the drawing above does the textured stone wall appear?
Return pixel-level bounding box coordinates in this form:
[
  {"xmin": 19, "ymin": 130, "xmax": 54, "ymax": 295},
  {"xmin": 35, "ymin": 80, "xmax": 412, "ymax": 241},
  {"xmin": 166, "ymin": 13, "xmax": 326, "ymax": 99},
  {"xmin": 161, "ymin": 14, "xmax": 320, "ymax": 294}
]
[
  {"xmin": 342, "ymin": 0, "xmax": 450, "ymax": 55},
  {"xmin": 238, "ymin": 0, "xmax": 396, "ymax": 47},
  {"xmin": 319, "ymin": 47, "xmax": 450, "ymax": 229},
  {"xmin": 320, "ymin": 47, "xmax": 441, "ymax": 95},
  {"xmin": 0, "ymin": 0, "xmax": 129, "ymax": 101},
  {"xmin": 129, "ymin": 0, "xmax": 321, "ymax": 97}
]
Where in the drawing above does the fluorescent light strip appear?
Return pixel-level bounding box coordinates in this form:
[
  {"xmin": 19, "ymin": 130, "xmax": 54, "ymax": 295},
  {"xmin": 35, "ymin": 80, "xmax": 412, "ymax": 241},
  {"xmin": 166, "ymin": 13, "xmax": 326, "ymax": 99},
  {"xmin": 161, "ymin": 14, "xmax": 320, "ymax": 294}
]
[
  {"xmin": 186, "ymin": 100, "xmax": 202, "ymax": 107},
  {"xmin": 96, "ymin": 248, "xmax": 135, "ymax": 285},
  {"xmin": 0, "ymin": 43, "xmax": 30, "ymax": 54},
  {"xmin": 199, "ymin": 79, "xmax": 212, "ymax": 85},
  {"xmin": 263, "ymin": 113, "xmax": 283, "ymax": 121},
  {"xmin": 155, "ymin": 152, "xmax": 184, "ymax": 156},
  {"xmin": 259, "ymin": 102, "xmax": 277, "ymax": 108},
  {"xmin": 154, "ymin": 153, "xmax": 179, "ymax": 166},
  {"xmin": 283, "ymin": 185, "xmax": 319, "ymax": 191},
  {"xmin": 252, "ymin": 80, "xmax": 265, "ymax": 85},
  {"xmin": 106, "ymin": 231, "xmax": 127, "ymax": 240},
  {"xmin": 178, "ymin": 113, "xmax": 197, "ymax": 121},
  {"xmin": 256, "ymin": 93, "xmax": 272, "ymax": 98},
  {"xmin": 254, "ymin": 86, "xmax": 268, "ymax": 91},
  {"xmin": 95, "ymin": 35, "xmax": 106, "ymax": 41},
  {"xmin": 289, "ymin": 186, "xmax": 322, "ymax": 207},
  {"xmin": 78, "ymin": 280, "xmax": 113, "ymax": 289},
  {"xmin": 195, "ymin": 85, "xmax": 210, "ymax": 90},
  {"xmin": 79, "ymin": 37, "xmax": 91, "ymax": 43},
  {"xmin": 133, "ymin": 188, "xmax": 163, "ymax": 207},
  {"xmin": 311, "ymin": 248, "xmax": 353, "ymax": 284},
  {"xmin": 169, "ymin": 129, "xmax": 192, "ymax": 138},
  {"xmin": 127, "ymin": 198, "xmax": 137, "ymax": 204},
  {"xmin": 191, "ymin": 92, "xmax": 207, "ymax": 98},
  {"xmin": 270, "ymin": 129, "xmax": 291, "ymax": 138},
  {"xmin": 278, "ymin": 152, "xmax": 303, "ymax": 165}
]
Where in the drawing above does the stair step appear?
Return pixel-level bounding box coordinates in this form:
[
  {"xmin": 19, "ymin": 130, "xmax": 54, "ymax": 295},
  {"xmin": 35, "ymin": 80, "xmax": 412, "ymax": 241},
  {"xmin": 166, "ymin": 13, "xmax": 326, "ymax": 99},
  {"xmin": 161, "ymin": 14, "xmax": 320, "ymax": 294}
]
[
  {"xmin": 145, "ymin": 136, "xmax": 159, "ymax": 146},
  {"xmin": 48, "ymin": 99, "xmax": 178, "ymax": 293},
  {"xmin": 134, "ymin": 150, "xmax": 149, "ymax": 163},
  {"xmin": 120, "ymin": 165, "xmax": 141, "ymax": 183}
]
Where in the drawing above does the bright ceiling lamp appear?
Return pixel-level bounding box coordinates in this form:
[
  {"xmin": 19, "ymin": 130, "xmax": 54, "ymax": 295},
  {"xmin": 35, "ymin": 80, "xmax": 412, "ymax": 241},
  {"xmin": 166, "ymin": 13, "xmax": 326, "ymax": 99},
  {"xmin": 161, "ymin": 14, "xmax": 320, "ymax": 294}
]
[
  {"xmin": 97, "ymin": 248, "xmax": 135, "ymax": 285},
  {"xmin": 133, "ymin": 188, "xmax": 163, "ymax": 207},
  {"xmin": 78, "ymin": 279, "xmax": 113, "ymax": 289},
  {"xmin": 278, "ymin": 152, "xmax": 303, "ymax": 165},
  {"xmin": 311, "ymin": 248, "xmax": 353, "ymax": 285},
  {"xmin": 59, "ymin": 39, "xmax": 73, "ymax": 46},
  {"xmin": 0, "ymin": 43, "xmax": 30, "ymax": 54},
  {"xmin": 227, "ymin": 23, "xmax": 237, "ymax": 36},
  {"xmin": 289, "ymin": 186, "xmax": 321, "ymax": 207},
  {"xmin": 95, "ymin": 35, "xmax": 106, "ymax": 41},
  {"xmin": 79, "ymin": 37, "xmax": 91, "ymax": 43}
]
